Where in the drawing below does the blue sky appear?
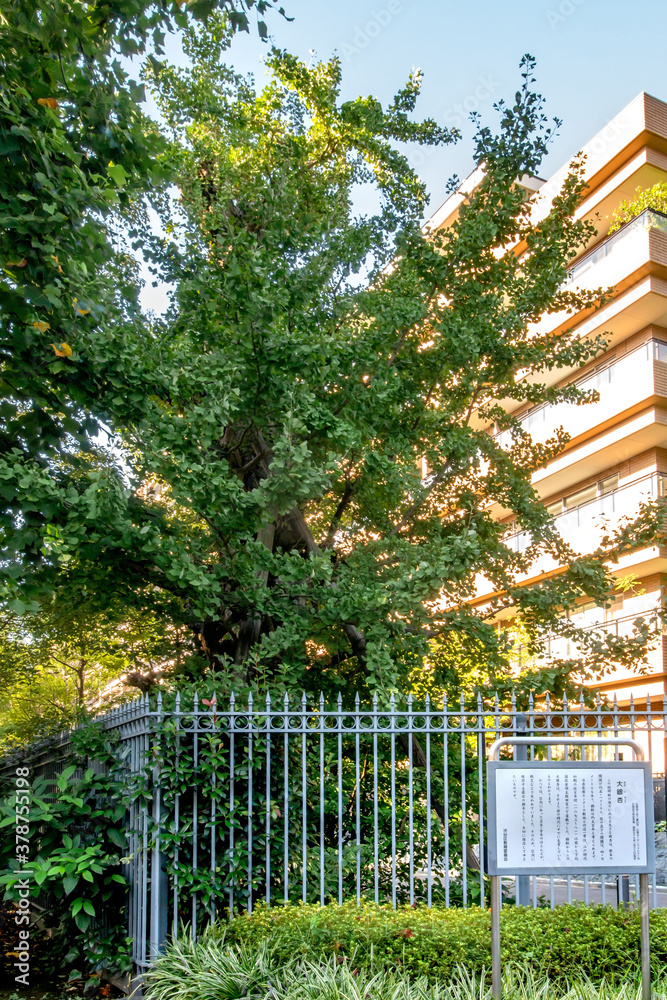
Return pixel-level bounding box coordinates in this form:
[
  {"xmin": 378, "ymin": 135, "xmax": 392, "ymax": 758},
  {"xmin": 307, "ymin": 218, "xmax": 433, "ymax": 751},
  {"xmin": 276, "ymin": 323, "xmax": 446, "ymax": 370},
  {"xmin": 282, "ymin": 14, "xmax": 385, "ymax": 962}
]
[
  {"xmin": 217, "ymin": 0, "xmax": 667, "ymax": 215},
  {"xmin": 142, "ymin": 0, "xmax": 667, "ymax": 311}
]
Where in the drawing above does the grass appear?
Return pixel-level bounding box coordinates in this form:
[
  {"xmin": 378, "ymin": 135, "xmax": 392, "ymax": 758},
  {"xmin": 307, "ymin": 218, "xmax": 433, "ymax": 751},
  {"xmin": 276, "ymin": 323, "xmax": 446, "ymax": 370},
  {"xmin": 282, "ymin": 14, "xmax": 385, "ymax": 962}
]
[{"xmin": 142, "ymin": 936, "xmax": 667, "ymax": 1000}]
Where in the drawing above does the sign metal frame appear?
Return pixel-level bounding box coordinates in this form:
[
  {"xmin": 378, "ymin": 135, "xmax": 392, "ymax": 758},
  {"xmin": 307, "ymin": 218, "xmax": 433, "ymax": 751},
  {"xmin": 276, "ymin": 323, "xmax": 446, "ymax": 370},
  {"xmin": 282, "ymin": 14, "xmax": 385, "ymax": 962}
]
[
  {"xmin": 487, "ymin": 759, "xmax": 655, "ymax": 877},
  {"xmin": 486, "ymin": 737, "xmax": 653, "ymax": 1000}
]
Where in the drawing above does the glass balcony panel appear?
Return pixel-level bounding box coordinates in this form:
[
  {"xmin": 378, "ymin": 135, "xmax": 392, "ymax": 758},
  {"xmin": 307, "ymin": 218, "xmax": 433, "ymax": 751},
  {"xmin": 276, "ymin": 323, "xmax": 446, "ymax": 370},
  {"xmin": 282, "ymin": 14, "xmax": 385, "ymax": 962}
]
[
  {"xmin": 548, "ymin": 636, "xmax": 570, "ymax": 660},
  {"xmin": 564, "ymin": 208, "xmax": 667, "ymax": 288},
  {"xmin": 496, "ymin": 339, "xmax": 663, "ymax": 450},
  {"xmin": 504, "ymin": 474, "xmax": 660, "ymax": 558}
]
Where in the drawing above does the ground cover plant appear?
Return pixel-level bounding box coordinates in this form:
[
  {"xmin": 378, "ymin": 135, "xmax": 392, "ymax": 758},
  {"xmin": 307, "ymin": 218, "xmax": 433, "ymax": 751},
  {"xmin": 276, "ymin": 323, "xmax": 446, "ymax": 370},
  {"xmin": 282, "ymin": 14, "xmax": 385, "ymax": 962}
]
[{"xmin": 142, "ymin": 930, "xmax": 667, "ymax": 999}]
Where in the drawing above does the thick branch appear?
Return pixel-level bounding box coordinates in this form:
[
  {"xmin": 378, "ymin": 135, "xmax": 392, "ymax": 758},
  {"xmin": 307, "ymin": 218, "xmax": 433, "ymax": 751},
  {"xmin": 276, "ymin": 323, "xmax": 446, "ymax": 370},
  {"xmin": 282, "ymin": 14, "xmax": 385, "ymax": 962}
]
[
  {"xmin": 322, "ymin": 478, "xmax": 354, "ymax": 550},
  {"xmin": 388, "ymin": 470, "xmax": 448, "ymax": 538}
]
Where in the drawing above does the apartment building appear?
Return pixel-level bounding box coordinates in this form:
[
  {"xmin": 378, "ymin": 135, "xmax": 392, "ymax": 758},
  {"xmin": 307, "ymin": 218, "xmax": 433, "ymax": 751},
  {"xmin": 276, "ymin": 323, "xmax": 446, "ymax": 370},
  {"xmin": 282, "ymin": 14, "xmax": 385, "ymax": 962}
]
[{"xmin": 426, "ymin": 92, "xmax": 667, "ymax": 753}]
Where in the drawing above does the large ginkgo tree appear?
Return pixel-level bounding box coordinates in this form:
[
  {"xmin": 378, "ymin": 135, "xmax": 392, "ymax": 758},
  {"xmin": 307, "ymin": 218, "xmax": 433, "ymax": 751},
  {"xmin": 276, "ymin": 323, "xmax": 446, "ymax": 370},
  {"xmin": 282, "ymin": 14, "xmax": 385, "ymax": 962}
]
[{"xmin": 2, "ymin": 11, "xmax": 661, "ymax": 702}]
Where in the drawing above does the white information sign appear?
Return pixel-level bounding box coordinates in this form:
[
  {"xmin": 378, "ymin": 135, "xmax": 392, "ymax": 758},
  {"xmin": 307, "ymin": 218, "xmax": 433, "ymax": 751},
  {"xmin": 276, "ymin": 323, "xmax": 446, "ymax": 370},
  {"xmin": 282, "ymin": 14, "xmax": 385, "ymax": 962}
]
[{"xmin": 487, "ymin": 761, "xmax": 654, "ymax": 875}]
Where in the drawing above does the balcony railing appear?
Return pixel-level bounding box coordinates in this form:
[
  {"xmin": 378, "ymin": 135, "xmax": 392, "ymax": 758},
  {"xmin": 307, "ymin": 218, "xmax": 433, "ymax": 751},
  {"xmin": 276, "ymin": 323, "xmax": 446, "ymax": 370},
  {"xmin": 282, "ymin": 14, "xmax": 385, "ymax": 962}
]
[
  {"xmin": 506, "ymin": 472, "xmax": 666, "ymax": 556},
  {"xmin": 508, "ymin": 609, "xmax": 662, "ymax": 668},
  {"xmin": 563, "ymin": 207, "xmax": 667, "ymax": 288},
  {"xmin": 495, "ymin": 338, "xmax": 667, "ymax": 451}
]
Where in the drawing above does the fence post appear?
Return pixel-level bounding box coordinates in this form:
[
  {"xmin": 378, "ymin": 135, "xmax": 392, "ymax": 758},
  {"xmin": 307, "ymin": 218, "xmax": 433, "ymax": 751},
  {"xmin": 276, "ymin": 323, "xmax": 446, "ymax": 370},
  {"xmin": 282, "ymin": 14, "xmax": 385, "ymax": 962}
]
[
  {"xmin": 149, "ymin": 693, "xmax": 168, "ymax": 959},
  {"xmin": 514, "ymin": 712, "xmax": 530, "ymax": 906}
]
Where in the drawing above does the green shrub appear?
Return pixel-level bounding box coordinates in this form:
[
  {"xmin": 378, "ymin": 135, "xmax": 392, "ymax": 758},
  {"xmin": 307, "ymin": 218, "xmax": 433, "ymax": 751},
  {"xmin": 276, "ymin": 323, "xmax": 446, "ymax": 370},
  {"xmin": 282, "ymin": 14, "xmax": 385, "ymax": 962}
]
[{"xmin": 221, "ymin": 900, "xmax": 667, "ymax": 982}]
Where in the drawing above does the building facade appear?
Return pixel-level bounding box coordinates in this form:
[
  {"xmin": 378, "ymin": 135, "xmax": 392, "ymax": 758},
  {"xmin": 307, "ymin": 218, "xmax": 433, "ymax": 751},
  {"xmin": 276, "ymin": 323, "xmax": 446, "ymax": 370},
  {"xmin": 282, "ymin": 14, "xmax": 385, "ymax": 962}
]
[{"xmin": 427, "ymin": 93, "xmax": 667, "ymax": 761}]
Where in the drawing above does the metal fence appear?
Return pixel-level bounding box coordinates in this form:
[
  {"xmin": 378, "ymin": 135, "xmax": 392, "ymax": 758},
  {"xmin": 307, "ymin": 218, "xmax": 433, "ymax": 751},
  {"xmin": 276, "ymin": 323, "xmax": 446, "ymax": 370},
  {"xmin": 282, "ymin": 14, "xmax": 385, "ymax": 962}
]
[{"xmin": 7, "ymin": 690, "xmax": 667, "ymax": 975}]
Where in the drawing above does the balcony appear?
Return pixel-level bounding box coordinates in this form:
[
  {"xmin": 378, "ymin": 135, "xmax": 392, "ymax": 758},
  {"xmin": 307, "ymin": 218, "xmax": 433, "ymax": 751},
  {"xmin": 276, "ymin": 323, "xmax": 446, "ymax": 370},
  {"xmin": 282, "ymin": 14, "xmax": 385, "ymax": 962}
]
[
  {"xmin": 506, "ymin": 472, "xmax": 666, "ymax": 558},
  {"xmin": 564, "ymin": 208, "xmax": 667, "ymax": 289},
  {"xmin": 528, "ymin": 207, "xmax": 667, "ymax": 348},
  {"xmin": 495, "ymin": 338, "xmax": 667, "ymax": 451},
  {"xmin": 508, "ymin": 608, "xmax": 662, "ymax": 668}
]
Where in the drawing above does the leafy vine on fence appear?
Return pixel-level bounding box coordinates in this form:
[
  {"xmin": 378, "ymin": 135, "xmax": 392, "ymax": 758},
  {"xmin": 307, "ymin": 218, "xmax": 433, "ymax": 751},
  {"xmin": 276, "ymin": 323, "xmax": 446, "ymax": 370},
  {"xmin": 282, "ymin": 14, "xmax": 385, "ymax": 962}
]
[{"xmin": 0, "ymin": 722, "xmax": 137, "ymax": 985}]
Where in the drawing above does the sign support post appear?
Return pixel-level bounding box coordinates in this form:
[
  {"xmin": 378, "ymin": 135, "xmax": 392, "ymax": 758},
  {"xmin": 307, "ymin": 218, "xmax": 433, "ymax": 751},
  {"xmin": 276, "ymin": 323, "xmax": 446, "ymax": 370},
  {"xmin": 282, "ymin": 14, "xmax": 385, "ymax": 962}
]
[
  {"xmin": 641, "ymin": 872, "xmax": 651, "ymax": 1000},
  {"xmin": 490, "ymin": 873, "xmax": 501, "ymax": 999},
  {"xmin": 486, "ymin": 736, "xmax": 654, "ymax": 1000}
]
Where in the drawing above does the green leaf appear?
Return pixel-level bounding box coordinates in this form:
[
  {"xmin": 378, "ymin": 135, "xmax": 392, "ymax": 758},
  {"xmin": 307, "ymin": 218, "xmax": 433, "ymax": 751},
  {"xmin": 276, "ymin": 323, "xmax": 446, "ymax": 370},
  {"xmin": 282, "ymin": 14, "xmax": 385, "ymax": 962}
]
[
  {"xmin": 107, "ymin": 162, "xmax": 129, "ymax": 188},
  {"xmin": 63, "ymin": 875, "xmax": 79, "ymax": 895}
]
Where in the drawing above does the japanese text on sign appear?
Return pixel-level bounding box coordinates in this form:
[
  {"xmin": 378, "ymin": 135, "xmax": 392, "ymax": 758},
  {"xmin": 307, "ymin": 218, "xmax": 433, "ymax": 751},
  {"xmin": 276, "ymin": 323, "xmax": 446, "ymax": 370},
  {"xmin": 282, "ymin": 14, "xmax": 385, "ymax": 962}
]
[{"xmin": 489, "ymin": 764, "xmax": 651, "ymax": 873}]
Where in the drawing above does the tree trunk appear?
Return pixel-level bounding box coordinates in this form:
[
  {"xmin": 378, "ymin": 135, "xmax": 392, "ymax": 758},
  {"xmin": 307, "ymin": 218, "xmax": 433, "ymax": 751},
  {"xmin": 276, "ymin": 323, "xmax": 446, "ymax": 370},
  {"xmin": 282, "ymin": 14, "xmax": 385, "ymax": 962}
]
[
  {"xmin": 234, "ymin": 521, "xmax": 275, "ymax": 670},
  {"xmin": 399, "ymin": 732, "xmax": 480, "ymax": 872}
]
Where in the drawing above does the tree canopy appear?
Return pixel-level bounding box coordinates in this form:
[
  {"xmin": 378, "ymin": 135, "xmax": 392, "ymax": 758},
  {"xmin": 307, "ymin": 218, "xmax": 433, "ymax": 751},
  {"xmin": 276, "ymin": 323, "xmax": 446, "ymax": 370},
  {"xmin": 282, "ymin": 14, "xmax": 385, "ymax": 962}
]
[{"xmin": 2, "ymin": 9, "xmax": 663, "ymax": 710}]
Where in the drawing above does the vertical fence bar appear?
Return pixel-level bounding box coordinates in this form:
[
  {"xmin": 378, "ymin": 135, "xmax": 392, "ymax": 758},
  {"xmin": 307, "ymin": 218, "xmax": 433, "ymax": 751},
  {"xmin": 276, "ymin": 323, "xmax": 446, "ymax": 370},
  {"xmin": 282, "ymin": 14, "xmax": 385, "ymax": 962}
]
[
  {"xmin": 229, "ymin": 693, "xmax": 235, "ymax": 915},
  {"xmin": 337, "ymin": 692, "xmax": 343, "ymax": 906},
  {"xmin": 145, "ymin": 705, "xmax": 164, "ymax": 960},
  {"xmin": 477, "ymin": 693, "xmax": 485, "ymax": 909},
  {"xmin": 443, "ymin": 693, "xmax": 450, "ymax": 908},
  {"xmin": 597, "ymin": 692, "xmax": 606, "ymax": 907},
  {"xmin": 545, "ymin": 692, "xmax": 554, "ymax": 910},
  {"xmin": 513, "ymin": 696, "xmax": 528, "ymax": 906},
  {"xmin": 391, "ymin": 693, "xmax": 397, "ymax": 909},
  {"xmin": 191, "ymin": 693, "xmax": 199, "ymax": 938},
  {"xmin": 612, "ymin": 693, "xmax": 619, "ymax": 910},
  {"xmin": 426, "ymin": 693, "xmax": 432, "ymax": 908},
  {"xmin": 266, "ymin": 693, "xmax": 272, "ymax": 907},
  {"xmin": 493, "ymin": 693, "xmax": 502, "ymax": 910},
  {"xmin": 131, "ymin": 702, "xmax": 140, "ymax": 967},
  {"xmin": 373, "ymin": 692, "xmax": 379, "ymax": 905},
  {"xmin": 210, "ymin": 700, "xmax": 217, "ymax": 926},
  {"xmin": 128, "ymin": 701, "xmax": 139, "ymax": 967},
  {"xmin": 460, "ymin": 693, "xmax": 467, "ymax": 908},
  {"xmin": 141, "ymin": 696, "xmax": 150, "ymax": 966},
  {"xmin": 646, "ymin": 693, "xmax": 655, "ymax": 909},
  {"xmin": 355, "ymin": 693, "xmax": 361, "ymax": 905},
  {"xmin": 284, "ymin": 693, "xmax": 289, "ymax": 905},
  {"xmin": 564, "ymin": 692, "xmax": 572, "ymax": 907},
  {"xmin": 247, "ymin": 692, "xmax": 253, "ymax": 915},
  {"xmin": 582, "ymin": 690, "xmax": 589, "ymax": 907},
  {"xmin": 630, "ymin": 693, "xmax": 638, "ymax": 905},
  {"xmin": 408, "ymin": 693, "xmax": 414, "ymax": 906},
  {"xmin": 319, "ymin": 693, "xmax": 325, "ymax": 907},
  {"xmin": 529, "ymin": 692, "xmax": 536, "ymax": 908},
  {"xmin": 173, "ymin": 692, "xmax": 181, "ymax": 937},
  {"xmin": 302, "ymin": 692, "xmax": 308, "ymax": 904}
]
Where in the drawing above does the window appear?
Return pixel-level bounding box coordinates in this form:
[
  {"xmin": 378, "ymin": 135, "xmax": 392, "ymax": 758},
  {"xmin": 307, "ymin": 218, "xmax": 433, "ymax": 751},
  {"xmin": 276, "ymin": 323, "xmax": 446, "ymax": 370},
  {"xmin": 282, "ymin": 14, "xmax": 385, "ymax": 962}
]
[
  {"xmin": 563, "ymin": 484, "xmax": 597, "ymax": 510},
  {"xmin": 546, "ymin": 473, "xmax": 620, "ymax": 515},
  {"xmin": 653, "ymin": 341, "xmax": 667, "ymax": 363},
  {"xmin": 570, "ymin": 600, "xmax": 605, "ymax": 628},
  {"xmin": 599, "ymin": 473, "xmax": 619, "ymax": 495}
]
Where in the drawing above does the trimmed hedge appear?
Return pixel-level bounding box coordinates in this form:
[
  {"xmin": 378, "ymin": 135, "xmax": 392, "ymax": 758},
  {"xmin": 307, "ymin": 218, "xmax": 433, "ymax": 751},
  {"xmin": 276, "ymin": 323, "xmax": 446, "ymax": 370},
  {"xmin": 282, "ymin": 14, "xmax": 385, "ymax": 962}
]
[{"xmin": 221, "ymin": 900, "xmax": 667, "ymax": 981}]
